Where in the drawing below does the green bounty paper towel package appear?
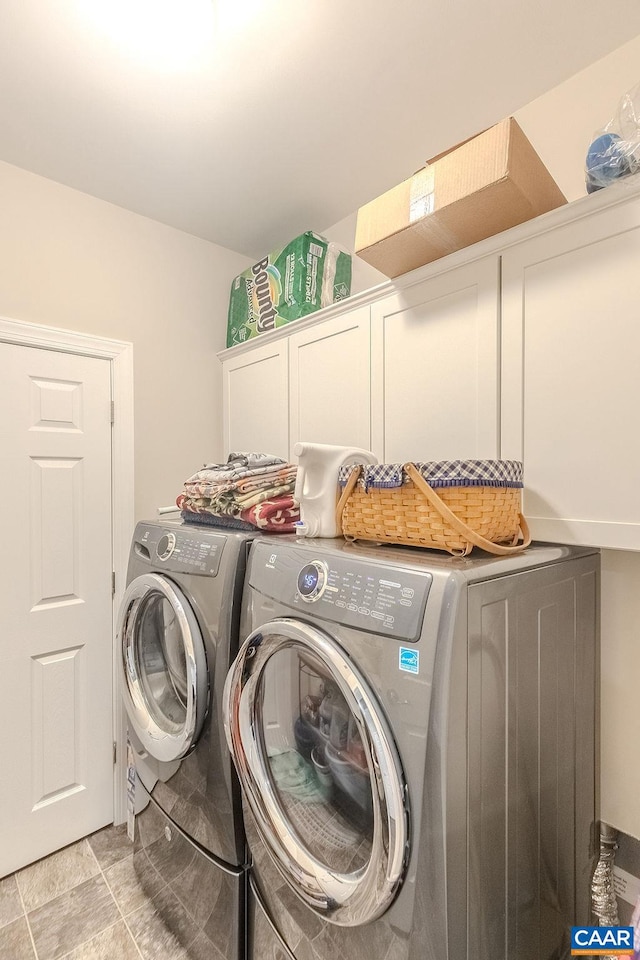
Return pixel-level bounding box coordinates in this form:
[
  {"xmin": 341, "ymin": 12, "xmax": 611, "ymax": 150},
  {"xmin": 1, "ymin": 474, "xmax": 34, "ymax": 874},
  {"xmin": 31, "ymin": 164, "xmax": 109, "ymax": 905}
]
[{"xmin": 226, "ymin": 232, "xmax": 352, "ymax": 347}]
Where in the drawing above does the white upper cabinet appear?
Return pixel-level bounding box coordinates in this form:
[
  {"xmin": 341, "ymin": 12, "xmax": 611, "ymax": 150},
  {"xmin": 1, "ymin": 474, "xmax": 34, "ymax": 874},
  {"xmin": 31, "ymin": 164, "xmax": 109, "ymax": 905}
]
[
  {"xmin": 370, "ymin": 257, "xmax": 500, "ymax": 463},
  {"xmin": 221, "ymin": 181, "xmax": 640, "ymax": 551},
  {"xmin": 288, "ymin": 308, "xmax": 371, "ymax": 456},
  {"xmin": 222, "ymin": 338, "xmax": 289, "ymax": 460},
  {"xmin": 501, "ymin": 192, "xmax": 640, "ymax": 550}
]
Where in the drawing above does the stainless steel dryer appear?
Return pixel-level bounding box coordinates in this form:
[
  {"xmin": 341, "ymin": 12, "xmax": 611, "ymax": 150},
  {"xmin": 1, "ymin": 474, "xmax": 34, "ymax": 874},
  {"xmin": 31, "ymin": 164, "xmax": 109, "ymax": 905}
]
[
  {"xmin": 224, "ymin": 536, "xmax": 599, "ymax": 960},
  {"xmin": 118, "ymin": 519, "xmax": 257, "ymax": 960}
]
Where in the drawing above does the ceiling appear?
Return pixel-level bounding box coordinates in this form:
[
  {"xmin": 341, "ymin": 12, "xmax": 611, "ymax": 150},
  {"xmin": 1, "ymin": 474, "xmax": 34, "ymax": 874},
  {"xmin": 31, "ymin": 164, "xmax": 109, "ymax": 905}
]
[{"xmin": 2, "ymin": 1, "xmax": 640, "ymax": 257}]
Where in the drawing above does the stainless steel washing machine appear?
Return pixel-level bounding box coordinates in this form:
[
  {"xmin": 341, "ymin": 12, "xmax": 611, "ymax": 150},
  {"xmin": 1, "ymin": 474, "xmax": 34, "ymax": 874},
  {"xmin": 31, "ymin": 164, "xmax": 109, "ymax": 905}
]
[
  {"xmin": 118, "ymin": 518, "xmax": 258, "ymax": 960},
  {"xmin": 224, "ymin": 536, "xmax": 599, "ymax": 960}
]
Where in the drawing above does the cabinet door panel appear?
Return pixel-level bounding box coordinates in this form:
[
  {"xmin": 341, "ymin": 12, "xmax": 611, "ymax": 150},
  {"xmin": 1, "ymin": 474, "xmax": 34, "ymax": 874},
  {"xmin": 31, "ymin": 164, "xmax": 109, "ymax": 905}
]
[
  {"xmin": 502, "ymin": 199, "xmax": 640, "ymax": 549},
  {"xmin": 289, "ymin": 308, "xmax": 371, "ymax": 456},
  {"xmin": 222, "ymin": 340, "xmax": 289, "ymax": 459},
  {"xmin": 371, "ymin": 257, "xmax": 499, "ymax": 463}
]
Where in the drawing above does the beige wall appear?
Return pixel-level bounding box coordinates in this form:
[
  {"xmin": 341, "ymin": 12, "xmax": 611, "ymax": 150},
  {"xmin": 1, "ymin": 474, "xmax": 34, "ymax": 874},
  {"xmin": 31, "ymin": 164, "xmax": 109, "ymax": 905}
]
[
  {"xmin": 600, "ymin": 552, "xmax": 640, "ymax": 838},
  {"xmin": 0, "ymin": 159, "xmax": 250, "ymax": 521},
  {"xmin": 323, "ymin": 33, "xmax": 640, "ymax": 840},
  {"xmin": 324, "ymin": 31, "xmax": 640, "ymax": 290},
  {"xmin": 515, "ymin": 31, "xmax": 640, "ymax": 202}
]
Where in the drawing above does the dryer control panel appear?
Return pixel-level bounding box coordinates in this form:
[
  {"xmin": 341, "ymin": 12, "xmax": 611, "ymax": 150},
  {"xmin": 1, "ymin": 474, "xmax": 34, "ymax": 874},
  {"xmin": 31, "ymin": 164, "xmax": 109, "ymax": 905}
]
[{"xmin": 250, "ymin": 541, "xmax": 432, "ymax": 642}]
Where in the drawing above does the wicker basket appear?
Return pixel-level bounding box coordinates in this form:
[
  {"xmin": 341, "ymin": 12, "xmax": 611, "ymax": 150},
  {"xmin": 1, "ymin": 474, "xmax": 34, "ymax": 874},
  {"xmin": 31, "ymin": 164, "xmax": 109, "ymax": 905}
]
[{"xmin": 337, "ymin": 461, "xmax": 530, "ymax": 557}]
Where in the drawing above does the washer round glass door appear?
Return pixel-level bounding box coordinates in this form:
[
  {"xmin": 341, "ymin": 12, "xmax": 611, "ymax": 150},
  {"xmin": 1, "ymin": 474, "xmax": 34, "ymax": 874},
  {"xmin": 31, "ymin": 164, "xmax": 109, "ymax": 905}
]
[
  {"xmin": 223, "ymin": 618, "xmax": 409, "ymax": 926},
  {"xmin": 119, "ymin": 573, "xmax": 208, "ymax": 762}
]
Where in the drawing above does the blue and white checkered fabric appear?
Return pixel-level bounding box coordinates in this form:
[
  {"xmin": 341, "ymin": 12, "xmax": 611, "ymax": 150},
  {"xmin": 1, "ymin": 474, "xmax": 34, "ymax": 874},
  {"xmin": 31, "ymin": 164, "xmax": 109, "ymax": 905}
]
[{"xmin": 338, "ymin": 460, "xmax": 524, "ymax": 490}]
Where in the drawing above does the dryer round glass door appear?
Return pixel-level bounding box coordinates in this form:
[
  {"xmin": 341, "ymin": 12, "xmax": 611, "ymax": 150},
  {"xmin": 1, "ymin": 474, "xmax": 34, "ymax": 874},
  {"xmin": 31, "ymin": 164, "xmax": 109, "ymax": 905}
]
[
  {"xmin": 118, "ymin": 573, "xmax": 208, "ymax": 762},
  {"xmin": 223, "ymin": 618, "xmax": 409, "ymax": 927}
]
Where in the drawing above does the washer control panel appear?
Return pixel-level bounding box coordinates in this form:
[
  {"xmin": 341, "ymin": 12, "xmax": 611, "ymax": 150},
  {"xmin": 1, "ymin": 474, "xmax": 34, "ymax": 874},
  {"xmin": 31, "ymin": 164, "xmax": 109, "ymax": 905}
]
[
  {"xmin": 135, "ymin": 524, "xmax": 225, "ymax": 576},
  {"xmin": 253, "ymin": 543, "xmax": 432, "ymax": 642}
]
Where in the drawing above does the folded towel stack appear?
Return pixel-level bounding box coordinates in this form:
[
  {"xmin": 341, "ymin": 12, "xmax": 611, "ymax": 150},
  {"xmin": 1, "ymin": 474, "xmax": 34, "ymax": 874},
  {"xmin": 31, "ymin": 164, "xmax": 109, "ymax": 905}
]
[{"xmin": 177, "ymin": 452, "xmax": 300, "ymax": 533}]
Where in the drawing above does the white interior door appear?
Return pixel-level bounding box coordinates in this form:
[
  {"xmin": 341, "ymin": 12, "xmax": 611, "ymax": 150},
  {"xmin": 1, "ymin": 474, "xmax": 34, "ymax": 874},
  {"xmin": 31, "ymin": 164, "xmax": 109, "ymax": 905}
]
[{"xmin": 0, "ymin": 342, "xmax": 114, "ymax": 876}]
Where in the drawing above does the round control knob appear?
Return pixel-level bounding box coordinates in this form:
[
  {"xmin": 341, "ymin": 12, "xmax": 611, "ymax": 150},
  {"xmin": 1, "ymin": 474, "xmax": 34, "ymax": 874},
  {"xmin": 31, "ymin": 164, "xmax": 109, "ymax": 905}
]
[
  {"xmin": 297, "ymin": 560, "xmax": 328, "ymax": 602},
  {"xmin": 156, "ymin": 532, "xmax": 176, "ymax": 561}
]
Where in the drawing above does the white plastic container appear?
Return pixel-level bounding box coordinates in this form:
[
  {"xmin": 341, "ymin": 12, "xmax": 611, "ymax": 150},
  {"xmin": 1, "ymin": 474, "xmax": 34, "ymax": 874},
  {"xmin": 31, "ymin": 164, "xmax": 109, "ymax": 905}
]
[{"xmin": 293, "ymin": 442, "xmax": 378, "ymax": 538}]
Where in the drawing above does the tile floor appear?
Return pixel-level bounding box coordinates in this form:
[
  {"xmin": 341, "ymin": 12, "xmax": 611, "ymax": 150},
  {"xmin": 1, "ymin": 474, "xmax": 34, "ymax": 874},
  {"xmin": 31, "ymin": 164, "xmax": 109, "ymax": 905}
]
[{"xmin": 0, "ymin": 825, "xmax": 182, "ymax": 960}]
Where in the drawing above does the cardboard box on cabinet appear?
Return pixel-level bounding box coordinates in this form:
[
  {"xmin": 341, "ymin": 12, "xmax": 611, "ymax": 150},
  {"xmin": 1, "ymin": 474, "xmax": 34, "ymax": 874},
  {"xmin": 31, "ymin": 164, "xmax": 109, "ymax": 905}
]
[{"xmin": 354, "ymin": 118, "xmax": 567, "ymax": 278}]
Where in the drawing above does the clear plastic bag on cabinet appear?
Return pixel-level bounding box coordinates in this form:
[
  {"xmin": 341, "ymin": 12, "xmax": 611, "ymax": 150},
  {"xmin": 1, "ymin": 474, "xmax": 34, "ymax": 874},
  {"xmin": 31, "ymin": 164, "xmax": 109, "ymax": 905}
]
[{"xmin": 585, "ymin": 82, "xmax": 640, "ymax": 193}]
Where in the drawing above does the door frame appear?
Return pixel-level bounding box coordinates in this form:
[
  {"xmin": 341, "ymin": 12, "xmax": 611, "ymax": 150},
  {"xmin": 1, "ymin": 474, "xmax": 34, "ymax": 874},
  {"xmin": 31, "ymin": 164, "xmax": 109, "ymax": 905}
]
[{"xmin": 0, "ymin": 315, "xmax": 134, "ymax": 825}]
